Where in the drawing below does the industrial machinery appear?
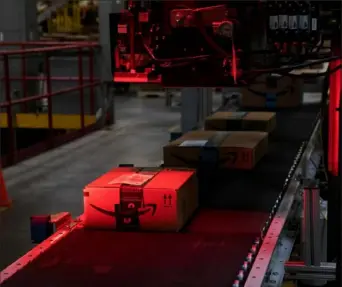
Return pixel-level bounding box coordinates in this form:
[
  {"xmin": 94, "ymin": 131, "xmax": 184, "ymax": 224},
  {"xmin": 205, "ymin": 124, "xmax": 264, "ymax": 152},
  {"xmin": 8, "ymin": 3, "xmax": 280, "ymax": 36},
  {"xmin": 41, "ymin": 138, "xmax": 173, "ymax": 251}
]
[
  {"xmin": 1, "ymin": 1, "xmax": 341, "ymax": 287},
  {"xmin": 111, "ymin": 0, "xmax": 341, "ymax": 87}
]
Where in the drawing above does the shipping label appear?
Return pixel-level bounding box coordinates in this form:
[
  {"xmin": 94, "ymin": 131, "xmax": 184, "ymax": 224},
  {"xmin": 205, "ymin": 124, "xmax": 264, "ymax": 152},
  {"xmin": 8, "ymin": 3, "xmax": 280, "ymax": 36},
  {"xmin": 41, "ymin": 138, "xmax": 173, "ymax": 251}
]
[
  {"xmin": 180, "ymin": 140, "xmax": 208, "ymax": 147},
  {"xmin": 108, "ymin": 173, "xmax": 154, "ymax": 186}
]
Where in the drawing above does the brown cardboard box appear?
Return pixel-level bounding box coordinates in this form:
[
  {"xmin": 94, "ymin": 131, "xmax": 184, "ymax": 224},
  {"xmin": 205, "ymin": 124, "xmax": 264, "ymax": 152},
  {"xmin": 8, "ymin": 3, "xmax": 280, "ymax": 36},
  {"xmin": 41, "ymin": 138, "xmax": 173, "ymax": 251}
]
[
  {"xmin": 205, "ymin": 111, "xmax": 276, "ymax": 133},
  {"xmin": 241, "ymin": 74, "xmax": 302, "ymax": 108},
  {"xmin": 84, "ymin": 167, "xmax": 198, "ymax": 232},
  {"xmin": 163, "ymin": 130, "xmax": 268, "ymax": 170}
]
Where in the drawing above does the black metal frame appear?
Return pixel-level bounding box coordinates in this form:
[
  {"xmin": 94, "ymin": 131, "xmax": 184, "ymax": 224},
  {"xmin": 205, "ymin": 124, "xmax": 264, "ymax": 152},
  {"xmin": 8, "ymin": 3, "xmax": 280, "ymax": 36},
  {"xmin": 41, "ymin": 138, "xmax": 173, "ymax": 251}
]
[{"xmin": 109, "ymin": 13, "xmax": 119, "ymax": 76}]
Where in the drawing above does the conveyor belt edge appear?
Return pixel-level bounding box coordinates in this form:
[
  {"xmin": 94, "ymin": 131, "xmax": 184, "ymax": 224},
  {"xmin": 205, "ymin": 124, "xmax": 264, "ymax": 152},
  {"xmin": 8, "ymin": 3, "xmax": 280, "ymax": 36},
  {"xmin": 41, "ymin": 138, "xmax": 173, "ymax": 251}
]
[
  {"xmin": 245, "ymin": 118, "xmax": 322, "ymax": 287},
  {"xmin": 0, "ymin": 218, "xmax": 82, "ymax": 284}
]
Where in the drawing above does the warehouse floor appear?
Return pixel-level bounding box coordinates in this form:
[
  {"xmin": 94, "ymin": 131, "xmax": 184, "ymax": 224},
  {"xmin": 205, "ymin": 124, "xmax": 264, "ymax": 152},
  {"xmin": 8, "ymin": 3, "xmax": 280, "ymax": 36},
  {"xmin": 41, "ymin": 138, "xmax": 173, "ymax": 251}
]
[{"xmin": 0, "ymin": 95, "xmax": 188, "ymax": 270}]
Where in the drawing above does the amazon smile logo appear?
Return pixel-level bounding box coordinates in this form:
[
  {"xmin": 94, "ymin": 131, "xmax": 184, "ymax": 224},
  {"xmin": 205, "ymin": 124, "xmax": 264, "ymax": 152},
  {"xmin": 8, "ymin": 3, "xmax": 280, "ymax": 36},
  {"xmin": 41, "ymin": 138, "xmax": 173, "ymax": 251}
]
[{"xmin": 90, "ymin": 203, "xmax": 157, "ymax": 217}]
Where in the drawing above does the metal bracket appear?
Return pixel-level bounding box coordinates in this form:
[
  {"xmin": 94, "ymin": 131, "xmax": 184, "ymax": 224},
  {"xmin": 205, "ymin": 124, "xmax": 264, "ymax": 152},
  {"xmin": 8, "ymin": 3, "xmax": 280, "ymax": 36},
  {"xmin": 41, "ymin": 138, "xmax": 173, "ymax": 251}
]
[
  {"xmin": 262, "ymin": 231, "xmax": 297, "ymax": 287},
  {"xmin": 283, "ymin": 180, "xmax": 330, "ymax": 286},
  {"xmin": 285, "ymin": 261, "xmax": 336, "ymax": 282},
  {"xmin": 245, "ymin": 119, "xmax": 322, "ymax": 287}
]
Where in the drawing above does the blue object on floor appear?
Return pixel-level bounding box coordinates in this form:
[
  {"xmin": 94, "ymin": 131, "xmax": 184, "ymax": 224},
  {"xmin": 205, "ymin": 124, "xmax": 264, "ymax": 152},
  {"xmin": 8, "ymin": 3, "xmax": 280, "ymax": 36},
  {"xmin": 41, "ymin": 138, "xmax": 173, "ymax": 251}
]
[{"xmin": 30, "ymin": 215, "xmax": 53, "ymax": 244}]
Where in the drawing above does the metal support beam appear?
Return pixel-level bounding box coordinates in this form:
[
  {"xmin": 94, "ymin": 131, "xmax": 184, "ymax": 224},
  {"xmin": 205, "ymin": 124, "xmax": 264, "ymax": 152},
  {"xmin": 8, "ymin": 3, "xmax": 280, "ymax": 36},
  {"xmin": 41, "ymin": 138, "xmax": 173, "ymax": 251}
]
[
  {"xmin": 98, "ymin": 0, "xmax": 124, "ymax": 125},
  {"xmin": 302, "ymin": 181, "xmax": 322, "ymax": 266},
  {"xmin": 0, "ymin": 0, "xmax": 38, "ymax": 42},
  {"xmin": 99, "ymin": 0, "xmax": 123, "ymax": 83},
  {"xmin": 180, "ymin": 88, "xmax": 212, "ymax": 134},
  {"xmin": 285, "ymin": 262, "xmax": 336, "ymax": 282},
  {"xmin": 286, "ymin": 181, "xmax": 328, "ymax": 286},
  {"xmin": 301, "ymin": 181, "xmax": 327, "ymax": 286}
]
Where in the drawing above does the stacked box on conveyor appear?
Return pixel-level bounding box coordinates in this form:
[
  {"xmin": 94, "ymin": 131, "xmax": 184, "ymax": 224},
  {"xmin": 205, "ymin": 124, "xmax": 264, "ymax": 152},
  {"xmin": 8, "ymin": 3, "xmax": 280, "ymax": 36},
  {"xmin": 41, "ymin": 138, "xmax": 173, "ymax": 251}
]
[
  {"xmin": 83, "ymin": 167, "xmax": 198, "ymax": 231},
  {"xmin": 163, "ymin": 131, "xmax": 269, "ymax": 202},
  {"xmin": 241, "ymin": 74, "xmax": 303, "ymax": 109},
  {"xmin": 163, "ymin": 130, "xmax": 268, "ymax": 170},
  {"xmin": 204, "ymin": 111, "xmax": 276, "ymax": 133}
]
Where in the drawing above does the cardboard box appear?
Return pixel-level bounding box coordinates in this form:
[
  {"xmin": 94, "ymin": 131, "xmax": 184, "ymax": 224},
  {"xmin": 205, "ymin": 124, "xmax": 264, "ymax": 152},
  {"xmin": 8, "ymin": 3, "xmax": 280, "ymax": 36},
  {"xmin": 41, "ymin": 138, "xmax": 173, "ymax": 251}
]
[
  {"xmin": 83, "ymin": 167, "xmax": 198, "ymax": 232},
  {"xmin": 205, "ymin": 111, "xmax": 276, "ymax": 133},
  {"xmin": 241, "ymin": 74, "xmax": 303, "ymax": 109},
  {"xmin": 163, "ymin": 131, "xmax": 268, "ymax": 170}
]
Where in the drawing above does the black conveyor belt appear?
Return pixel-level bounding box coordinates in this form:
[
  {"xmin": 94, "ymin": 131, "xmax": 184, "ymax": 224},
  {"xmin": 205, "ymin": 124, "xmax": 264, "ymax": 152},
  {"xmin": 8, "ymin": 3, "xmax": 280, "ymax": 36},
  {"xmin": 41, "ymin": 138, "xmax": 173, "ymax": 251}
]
[{"xmin": 2, "ymin": 106, "xmax": 320, "ymax": 287}]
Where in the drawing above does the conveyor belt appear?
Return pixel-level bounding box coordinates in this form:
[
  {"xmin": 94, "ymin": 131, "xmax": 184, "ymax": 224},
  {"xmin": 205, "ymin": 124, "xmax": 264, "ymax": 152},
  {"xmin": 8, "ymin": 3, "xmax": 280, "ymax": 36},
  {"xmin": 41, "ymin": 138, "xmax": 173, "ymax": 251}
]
[{"xmin": 2, "ymin": 105, "xmax": 320, "ymax": 287}]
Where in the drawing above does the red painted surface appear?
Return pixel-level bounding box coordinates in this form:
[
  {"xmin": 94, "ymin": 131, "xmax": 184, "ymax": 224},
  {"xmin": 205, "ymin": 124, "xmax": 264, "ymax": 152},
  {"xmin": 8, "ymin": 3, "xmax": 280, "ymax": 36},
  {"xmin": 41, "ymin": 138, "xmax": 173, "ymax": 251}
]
[
  {"xmin": 328, "ymin": 58, "xmax": 341, "ymax": 176},
  {"xmin": 0, "ymin": 209, "xmax": 267, "ymax": 287}
]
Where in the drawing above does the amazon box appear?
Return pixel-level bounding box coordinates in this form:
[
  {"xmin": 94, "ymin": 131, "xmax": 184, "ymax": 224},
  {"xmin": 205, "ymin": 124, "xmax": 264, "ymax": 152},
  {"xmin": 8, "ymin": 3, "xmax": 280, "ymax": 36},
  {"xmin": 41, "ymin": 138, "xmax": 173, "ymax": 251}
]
[
  {"xmin": 241, "ymin": 74, "xmax": 303, "ymax": 109},
  {"xmin": 163, "ymin": 130, "xmax": 268, "ymax": 170},
  {"xmin": 83, "ymin": 167, "xmax": 197, "ymax": 232},
  {"xmin": 205, "ymin": 111, "xmax": 276, "ymax": 133}
]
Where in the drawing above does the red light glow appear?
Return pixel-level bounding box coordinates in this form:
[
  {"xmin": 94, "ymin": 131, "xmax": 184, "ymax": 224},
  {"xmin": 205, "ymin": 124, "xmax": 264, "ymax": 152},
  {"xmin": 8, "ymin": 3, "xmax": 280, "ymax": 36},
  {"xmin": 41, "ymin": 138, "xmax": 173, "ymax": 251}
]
[{"xmin": 328, "ymin": 58, "xmax": 341, "ymax": 176}]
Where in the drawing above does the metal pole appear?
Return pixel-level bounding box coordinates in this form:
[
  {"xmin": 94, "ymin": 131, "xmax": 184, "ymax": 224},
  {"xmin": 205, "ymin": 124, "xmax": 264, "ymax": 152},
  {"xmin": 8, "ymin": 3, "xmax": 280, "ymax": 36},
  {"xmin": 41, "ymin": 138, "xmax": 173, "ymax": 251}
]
[
  {"xmin": 20, "ymin": 43, "xmax": 28, "ymax": 112},
  {"xmin": 45, "ymin": 53, "xmax": 53, "ymax": 147},
  {"xmin": 88, "ymin": 47, "xmax": 95, "ymax": 115},
  {"xmin": 302, "ymin": 180, "xmax": 326, "ymax": 286},
  {"xmin": 302, "ymin": 186, "xmax": 313, "ymax": 266},
  {"xmin": 205, "ymin": 88, "xmax": 213, "ymax": 116},
  {"xmin": 311, "ymin": 186, "xmax": 322, "ymax": 267},
  {"xmin": 78, "ymin": 47, "xmax": 85, "ymax": 130},
  {"xmin": 3, "ymin": 55, "xmax": 15, "ymax": 165},
  {"xmin": 180, "ymin": 88, "xmax": 200, "ymax": 133}
]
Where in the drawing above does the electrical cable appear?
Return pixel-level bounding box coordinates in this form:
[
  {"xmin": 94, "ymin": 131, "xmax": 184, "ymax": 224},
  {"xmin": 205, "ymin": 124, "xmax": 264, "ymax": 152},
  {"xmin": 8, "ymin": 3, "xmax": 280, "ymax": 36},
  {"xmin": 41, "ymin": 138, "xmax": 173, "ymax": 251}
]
[
  {"xmin": 139, "ymin": 9, "xmax": 236, "ymax": 69},
  {"xmin": 247, "ymin": 55, "xmax": 341, "ymax": 76}
]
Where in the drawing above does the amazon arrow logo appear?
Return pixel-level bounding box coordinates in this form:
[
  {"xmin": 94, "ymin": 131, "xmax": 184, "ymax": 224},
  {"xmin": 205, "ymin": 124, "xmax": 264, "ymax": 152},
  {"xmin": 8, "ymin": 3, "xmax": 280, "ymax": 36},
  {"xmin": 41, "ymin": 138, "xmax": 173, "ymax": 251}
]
[{"xmin": 90, "ymin": 203, "xmax": 157, "ymax": 217}]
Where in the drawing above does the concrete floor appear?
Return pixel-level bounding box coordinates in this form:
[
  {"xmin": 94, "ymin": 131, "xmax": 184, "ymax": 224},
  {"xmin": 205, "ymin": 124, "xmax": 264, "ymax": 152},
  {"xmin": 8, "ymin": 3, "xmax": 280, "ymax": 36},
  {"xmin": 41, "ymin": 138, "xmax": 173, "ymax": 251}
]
[{"xmin": 0, "ymin": 96, "xmax": 182, "ymax": 270}]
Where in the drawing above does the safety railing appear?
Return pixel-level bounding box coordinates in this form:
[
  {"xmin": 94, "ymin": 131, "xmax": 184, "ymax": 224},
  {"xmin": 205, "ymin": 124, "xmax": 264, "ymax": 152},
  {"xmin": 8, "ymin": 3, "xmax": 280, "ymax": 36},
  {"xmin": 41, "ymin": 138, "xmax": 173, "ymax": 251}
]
[{"xmin": 0, "ymin": 41, "xmax": 101, "ymax": 167}]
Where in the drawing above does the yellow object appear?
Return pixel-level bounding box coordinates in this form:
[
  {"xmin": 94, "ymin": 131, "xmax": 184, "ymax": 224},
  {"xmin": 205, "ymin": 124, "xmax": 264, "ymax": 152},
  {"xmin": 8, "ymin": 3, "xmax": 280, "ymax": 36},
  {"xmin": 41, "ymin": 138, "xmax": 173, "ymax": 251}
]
[
  {"xmin": 0, "ymin": 113, "xmax": 96, "ymax": 130},
  {"xmin": 48, "ymin": 1, "xmax": 82, "ymax": 33}
]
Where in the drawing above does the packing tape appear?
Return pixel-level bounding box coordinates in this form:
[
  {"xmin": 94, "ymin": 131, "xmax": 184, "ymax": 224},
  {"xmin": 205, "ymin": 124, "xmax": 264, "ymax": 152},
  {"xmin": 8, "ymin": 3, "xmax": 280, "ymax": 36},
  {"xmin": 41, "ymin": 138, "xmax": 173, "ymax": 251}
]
[
  {"xmin": 173, "ymin": 133, "xmax": 230, "ymax": 167},
  {"xmin": 199, "ymin": 132, "xmax": 231, "ymax": 166},
  {"xmin": 265, "ymin": 93, "xmax": 277, "ymax": 109},
  {"xmin": 230, "ymin": 111, "xmax": 248, "ymax": 119},
  {"xmin": 225, "ymin": 112, "xmax": 248, "ymax": 130},
  {"xmin": 90, "ymin": 170, "xmax": 160, "ymax": 231}
]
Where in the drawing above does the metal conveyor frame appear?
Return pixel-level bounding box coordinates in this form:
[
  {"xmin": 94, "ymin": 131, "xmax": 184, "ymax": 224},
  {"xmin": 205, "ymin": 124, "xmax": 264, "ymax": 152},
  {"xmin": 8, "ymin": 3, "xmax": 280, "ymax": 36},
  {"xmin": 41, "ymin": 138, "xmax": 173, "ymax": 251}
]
[{"xmin": 245, "ymin": 118, "xmax": 322, "ymax": 286}]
